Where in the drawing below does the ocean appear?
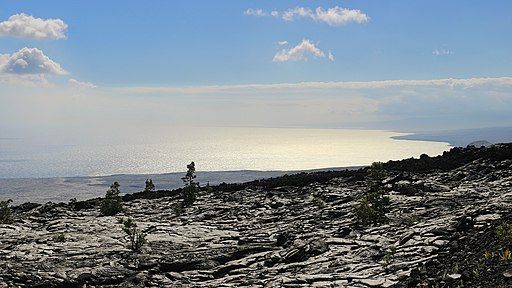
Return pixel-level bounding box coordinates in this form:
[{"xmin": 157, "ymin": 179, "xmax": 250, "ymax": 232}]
[{"xmin": 0, "ymin": 127, "xmax": 450, "ymax": 203}]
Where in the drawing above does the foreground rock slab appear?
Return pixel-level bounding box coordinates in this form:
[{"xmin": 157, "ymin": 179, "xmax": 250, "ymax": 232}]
[{"xmin": 0, "ymin": 144, "xmax": 511, "ymax": 287}]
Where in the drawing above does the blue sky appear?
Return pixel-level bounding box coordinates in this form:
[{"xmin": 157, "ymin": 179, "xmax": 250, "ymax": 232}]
[{"xmin": 1, "ymin": 1, "xmax": 512, "ymax": 140}]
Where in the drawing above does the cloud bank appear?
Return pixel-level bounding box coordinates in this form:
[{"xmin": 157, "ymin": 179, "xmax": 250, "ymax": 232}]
[
  {"xmin": 246, "ymin": 6, "xmax": 369, "ymax": 26},
  {"xmin": 2, "ymin": 76, "xmax": 512, "ymax": 139},
  {"xmin": 102, "ymin": 75, "xmax": 511, "ymax": 130},
  {"xmin": 0, "ymin": 13, "xmax": 68, "ymax": 40},
  {"xmin": 121, "ymin": 77, "xmax": 512, "ymax": 95}
]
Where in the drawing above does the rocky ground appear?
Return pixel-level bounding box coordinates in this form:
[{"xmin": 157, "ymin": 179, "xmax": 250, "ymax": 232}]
[{"xmin": 1, "ymin": 144, "xmax": 512, "ymax": 287}]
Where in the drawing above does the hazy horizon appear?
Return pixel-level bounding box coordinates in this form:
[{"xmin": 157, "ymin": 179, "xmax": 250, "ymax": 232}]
[
  {"xmin": 1, "ymin": 1, "xmax": 512, "ymax": 143},
  {"xmin": 0, "ymin": 128, "xmax": 451, "ymax": 179}
]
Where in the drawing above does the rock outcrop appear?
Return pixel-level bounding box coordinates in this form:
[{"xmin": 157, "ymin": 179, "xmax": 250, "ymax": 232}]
[{"xmin": 0, "ymin": 144, "xmax": 511, "ymax": 287}]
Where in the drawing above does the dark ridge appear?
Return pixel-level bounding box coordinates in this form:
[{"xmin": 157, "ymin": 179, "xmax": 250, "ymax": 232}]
[
  {"xmin": 42, "ymin": 169, "xmax": 365, "ymax": 210},
  {"xmin": 210, "ymin": 169, "xmax": 366, "ymax": 193},
  {"xmin": 122, "ymin": 189, "xmax": 181, "ymax": 202},
  {"xmin": 385, "ymin": 142, "xmax": 512, "ymax": 173}
]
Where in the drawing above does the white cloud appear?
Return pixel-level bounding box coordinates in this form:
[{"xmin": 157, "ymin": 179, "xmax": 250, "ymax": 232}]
[
  {"xmin": 0, "ymin": 13, "xmax": 67, "ymax": 40},
  {"xmin": 273, "ymin": 39, "xmax": 325, "ymax": 62},
  {"xmin": 111, "ymin": 76, "xmax": 512, "ymax": 130},
  {"xmin": 0, "ymin": 47, "xmax": 67, "ymax": 75},
  {"xmin": 432, "ymin": 49, "xmax": 454, "ymax": 56},
  {"xmin": 277, "ymin": 40, "xmax": 288, "ymax": 46},
  {"xmin": 282, "ymin": 7, "xmax": 313, "ymax": 21},
  {"xmin": 69, "ymin": 78, "xmax": 97, "ymax": 89},
  {"xmin": 246, "ymin": 6, "xmax": 369, "ymax": 26},
  {"xmin": 244, "ymin": 8, "xmax": 266, "ymax": 17},
  {"xmin": 328, "ymin": 51, "xmax": 335, "ymax": 62},
  {"xmin": 314, "ymin": 6, "xmax": 369, "ymax": 26}
]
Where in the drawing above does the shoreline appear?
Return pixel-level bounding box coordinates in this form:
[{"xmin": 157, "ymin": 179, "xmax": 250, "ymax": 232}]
[
  {"xmin": 391, "ymin": 126, "xmax": 512, "ymax": 147},
  {"xmin": 0, "ymin": 128, "xmax": 450, "ymax": 179},
  {"xmin": 0, "ymin": 166, "xmax": 363, "ymax": 205}
]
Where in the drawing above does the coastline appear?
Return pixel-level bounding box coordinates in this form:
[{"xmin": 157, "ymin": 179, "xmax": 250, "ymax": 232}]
[
  {"xmin": 0, "ymin": 127, "xmax": 466, "ymax": 204},
  {"xmin": 391, "ymin": 126, "xmax": 512, "ymax": 147},
  {"xmin": 0, "ymin": 166, "xmax": 363, "ymax": 204}
]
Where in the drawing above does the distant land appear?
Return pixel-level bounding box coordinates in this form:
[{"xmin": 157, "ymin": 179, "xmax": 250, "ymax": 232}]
[
  {"xmin": 392, "ymin": 127, "xmax": 512, "ymax": 147},
  {"xmin": 0, "ymin": 167, "xmax": 362, "ymax": 204}
]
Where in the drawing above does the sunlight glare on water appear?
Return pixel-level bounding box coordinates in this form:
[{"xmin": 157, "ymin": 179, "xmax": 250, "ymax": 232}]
[{"xmin": 0, "ymin": 127, "xmax": 450, "ymax": 178}]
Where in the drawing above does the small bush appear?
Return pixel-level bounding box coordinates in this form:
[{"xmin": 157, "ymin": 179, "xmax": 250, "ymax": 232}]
[
  {"xmin": 181, "ymin": 161, "xmax": 198, "ymax": 207},
  {"xmin": 172, "ymin": 202, "xmax": 185, "ymax": 216},
  {"xmin": 0, "ymin": 199, "xmax": 13, "ymax": 224},
  {"xmin": 312, "ymin": 196, "xmax": 325, "ymax": 209},
  {"xmin": 121, "ymin": 218, "xmax": 147, "ymax": 252},
  {"xmin": 381, "ymin": 245, "xmax": 397, "ymax": 268},
  {"xmin": 354, "ymin": 162, "xmax": 390, "ymax": 226},
  {"xmin": 354, "ymin": 191, "xmax": 390, "ymax": 226},
  {"xmin": 53, "ymin": 233, "xmax": 66, "ymax": 242},
  {"xmin": 483, "ymin": 250, "xmax": 495, "ymax": 260},
  {"xmin": 496, "ymin": 222, "xmax": 512, "ymax": 239},
  {"xmin": 144, "ymin": 179, "xmax": 155, "ymax": 193},
  {"xmin": 499, "ymin": 248, "xmax": 512, "ymax": 261},
  {"xmin": 100, "ymin": 182, "xmax": 123, "ymax": 216}
]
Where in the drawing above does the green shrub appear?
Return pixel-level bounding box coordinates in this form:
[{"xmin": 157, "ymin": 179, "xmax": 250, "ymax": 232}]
[
  {"xmin": 121, "ymin": 218, "xmax": 147, "ymax": 252},
  {"xmin": 496, "ymin": 222, "xmax": 512, "ymax": 239},
  {"xmin": 381, "ymin": 245, "xmax": 397, "ymax": 268},
  {"xmin": 100, "ymin": 182, "xmax": 123, "ymax": 216},
  {"xmin": 366, "ymin": 162, "xmax": 387, "ymax": 191},
  {"xmin": 181, "ymin": 161, "xmax": 198, "ymax": 207},
  {"xmin": 354, "ymin": 162, "xmax": 390, "ymax": 226},
  {"xmin": 0, "ymin": 199, "xmax": 13, "ymax": 224},
  {"xmin": 354, "ymin": 191, "xmax": 390, "ymax": 226},
  {"xmin": 499, "ymin": 248, "xmax": 512, "ymax": 261}
]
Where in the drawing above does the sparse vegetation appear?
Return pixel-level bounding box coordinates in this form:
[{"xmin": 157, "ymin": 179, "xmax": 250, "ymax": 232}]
[
  {"xmin": 100, "ymin": 182, "xmax": 123, "ymax": 216},
  {"xmin": 181, "ymin": 161, "xmax": 198, "ymax": 207},
  {"xmin": 499, "ymin": 248, "xmax": 511, "ymax": 261},
  {"xmin": 354, "ymin": 162, "xmax": 390, "ymax": 226},
  {"xmin": 381, "ymin": 245, "xmax": 397, "ymax": 268},
  {"xmin": 452, "ymin": 262, "xmax": 459, "ymax": 273},
  {"xmin": 144, "ymin": 179, "xmax": 155, "ymax": 193},
  {"xmin": 484, "ymin": 250, "xmax": 495, "ymax": 259},
  {"xmin": 121, "ymin": 218, "xmax": 147, "ymax": 252},
  {"xmin": 53, "ymin": 233, "xmax": 66, "ymax": 242},
  {"xmin": 172, "ymin": 202, "xmax": 185, "ymax": 216},
  {"xmin": 0, "ymin": 199, "xmax": 13, "ymax": 224},
  {"xmin": 312, "ymin": 196, "xmax": 325, "ymax": 209},
  {"xmin": 472, "ymin": 266, "xmax": 480, "ymax": 279},
  {"xmin": 496, "ymin": 222, "xmax": 512, "ymax": 239}
]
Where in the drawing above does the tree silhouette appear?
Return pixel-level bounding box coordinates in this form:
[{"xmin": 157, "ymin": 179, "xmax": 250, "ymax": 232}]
[{"xmin": 181, "ymin": 161, "xmax": 198, "ymax": 206}]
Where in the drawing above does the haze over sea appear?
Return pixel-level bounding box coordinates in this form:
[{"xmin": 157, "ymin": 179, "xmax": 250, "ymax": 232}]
[
  {"xmin": 0, "ymin": 127, "xmax": 449, "ymax": 179},
  {"xmin": 0, "ymin": 126, "xmax": 452, "ymax": 203}
]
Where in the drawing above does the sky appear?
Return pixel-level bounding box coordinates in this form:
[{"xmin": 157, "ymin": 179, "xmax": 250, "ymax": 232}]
[{"xmin": 1, "ymin": 0, "xmax": 512, "ymax": 142}]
